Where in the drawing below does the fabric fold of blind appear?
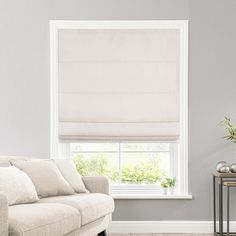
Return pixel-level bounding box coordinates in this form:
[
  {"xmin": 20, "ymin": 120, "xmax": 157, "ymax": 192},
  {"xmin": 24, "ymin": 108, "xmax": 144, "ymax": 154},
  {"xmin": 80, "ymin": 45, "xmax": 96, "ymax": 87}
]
[
  {"xmin": 58, "ymin": 28, "xmax": 180, "ymax": 142},
  {"xmin": 59, "ymin": 122, "xmax": 179, "ymax": 142}
]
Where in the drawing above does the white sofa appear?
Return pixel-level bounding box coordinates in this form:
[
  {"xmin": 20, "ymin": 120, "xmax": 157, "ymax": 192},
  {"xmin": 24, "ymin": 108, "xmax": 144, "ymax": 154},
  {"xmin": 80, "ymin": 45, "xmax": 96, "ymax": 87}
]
[{"xmin": 0, "ymin": 157, "xmax": 114, "ymax": 236}]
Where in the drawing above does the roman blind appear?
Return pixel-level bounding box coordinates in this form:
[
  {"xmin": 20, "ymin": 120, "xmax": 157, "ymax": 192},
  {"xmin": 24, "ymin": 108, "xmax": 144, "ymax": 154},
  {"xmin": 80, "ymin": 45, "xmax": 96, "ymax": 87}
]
[{"xmin": 58, "ymin": 28, "xmax": 180, "ymax": 142}]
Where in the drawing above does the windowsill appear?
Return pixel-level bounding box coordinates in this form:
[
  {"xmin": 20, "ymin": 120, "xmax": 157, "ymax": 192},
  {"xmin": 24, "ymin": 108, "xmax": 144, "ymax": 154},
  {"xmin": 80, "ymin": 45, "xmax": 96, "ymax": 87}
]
[{"xmin": 111, "ymin": 194, "xmax": 193, "ymax": 199}]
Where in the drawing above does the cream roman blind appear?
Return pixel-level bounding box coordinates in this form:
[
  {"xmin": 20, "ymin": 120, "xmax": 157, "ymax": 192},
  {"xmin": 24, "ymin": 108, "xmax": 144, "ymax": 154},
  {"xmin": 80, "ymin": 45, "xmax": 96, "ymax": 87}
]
[{"xmin": 58, "ymin": 28, "xmax": 180, "ymax": 141}]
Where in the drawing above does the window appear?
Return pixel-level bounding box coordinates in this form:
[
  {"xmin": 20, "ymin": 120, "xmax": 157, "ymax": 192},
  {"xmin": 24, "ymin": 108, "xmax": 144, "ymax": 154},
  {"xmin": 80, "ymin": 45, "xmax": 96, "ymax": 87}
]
[
  {"xmin": 70, "ymin": 142, "xmax": 178, "ymax": 194},
  {"xmin": 50, "ymin": 21, "xmax": 188, "ymax": 197}
]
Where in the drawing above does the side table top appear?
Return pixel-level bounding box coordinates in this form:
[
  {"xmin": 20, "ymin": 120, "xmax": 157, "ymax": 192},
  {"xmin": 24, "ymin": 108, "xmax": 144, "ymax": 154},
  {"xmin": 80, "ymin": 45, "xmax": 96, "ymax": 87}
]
[{"xmin": 212, "ymin": 171, "xmax": 236, "ymax": 178}]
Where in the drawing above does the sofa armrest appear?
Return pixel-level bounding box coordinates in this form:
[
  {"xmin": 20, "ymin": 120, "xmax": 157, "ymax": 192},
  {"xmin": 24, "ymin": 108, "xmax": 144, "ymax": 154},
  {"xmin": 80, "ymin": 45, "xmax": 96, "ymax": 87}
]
[
  {"xmin": 82, "ymin": 176, "xmax": 110, "ymax": 195},
  {"xmin": 0, "ymin": 192, "xmax": 8, "ymax": 236}
]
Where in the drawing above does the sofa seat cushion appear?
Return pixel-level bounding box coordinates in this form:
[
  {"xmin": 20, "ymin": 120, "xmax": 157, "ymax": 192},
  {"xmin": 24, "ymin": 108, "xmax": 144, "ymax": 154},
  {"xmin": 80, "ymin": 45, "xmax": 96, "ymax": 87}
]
[
  {"xmin": 9, "ymin": 203, "xmax": 81, "ymax": 236},
  {"xmin": 39, "ymin": 193, "xmax": 114, "ymax": 226}
]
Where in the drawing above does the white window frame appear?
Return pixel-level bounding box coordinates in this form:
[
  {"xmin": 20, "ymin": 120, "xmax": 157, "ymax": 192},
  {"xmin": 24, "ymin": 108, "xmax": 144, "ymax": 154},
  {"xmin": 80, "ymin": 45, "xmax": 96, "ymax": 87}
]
[{"xmin": 50, "ymin": 20, "xmax": 189, "ymax": 198}]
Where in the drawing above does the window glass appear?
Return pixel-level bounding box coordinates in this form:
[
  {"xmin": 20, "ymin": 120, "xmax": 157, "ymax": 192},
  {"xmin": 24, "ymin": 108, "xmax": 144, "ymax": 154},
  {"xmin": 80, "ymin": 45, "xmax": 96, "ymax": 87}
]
[
  {"xmin": 71, "ymin": 143, "xmax": 175, "ymax": 185},
  {"xmin": 71, "ymin": 143, "xmax": 119, "ymax": 152},
  {"xmin": 73, "ymin": 152, "xmax": 119, "ymax": 183},
  {"xmin": 121, "ymin": 152, "xmax": 169, "ymax": 184},
  {"xmin": 120, "ymin": 143, "xmax": 170, "ymax": 152}
]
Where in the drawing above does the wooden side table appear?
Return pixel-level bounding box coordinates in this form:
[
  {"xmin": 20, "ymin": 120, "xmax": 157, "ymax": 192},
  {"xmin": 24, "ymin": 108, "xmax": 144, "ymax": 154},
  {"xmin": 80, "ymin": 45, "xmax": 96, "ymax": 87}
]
[{"xmin": 212, "ymin": 172, "xmax": 236, "ymax": 236}]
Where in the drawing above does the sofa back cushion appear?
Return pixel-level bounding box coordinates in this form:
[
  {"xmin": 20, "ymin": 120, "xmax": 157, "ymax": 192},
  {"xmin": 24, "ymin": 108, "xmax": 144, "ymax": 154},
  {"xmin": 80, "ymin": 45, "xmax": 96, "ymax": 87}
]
[
  {"xmin": 54, "ymin": 159, "xmax": 88, "ymax": 193},
  {"xmin": 11, "ymin": 159, "xmax": 75, "ymax": 198},
  {"xmin": 0, "ymin": 166, "xmax": 39, "ymax": 205},
  {"xmin": 0, "ymin": 156, "xmax": 29, "ymax": 167}
]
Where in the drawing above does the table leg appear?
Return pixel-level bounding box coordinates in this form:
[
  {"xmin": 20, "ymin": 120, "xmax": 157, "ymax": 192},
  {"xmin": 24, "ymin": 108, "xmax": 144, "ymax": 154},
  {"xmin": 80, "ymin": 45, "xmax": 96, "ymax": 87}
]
[
  {"xmin": 213, "ymin": 176, "xmax": 216, "ymax": 233},
  {"xmin": 219, "ymin": 177, "xmax": 223, "ymax": 236},
  {"xmin": 227, "ymin": 186, "xmax": 230, "ymax": 236}
]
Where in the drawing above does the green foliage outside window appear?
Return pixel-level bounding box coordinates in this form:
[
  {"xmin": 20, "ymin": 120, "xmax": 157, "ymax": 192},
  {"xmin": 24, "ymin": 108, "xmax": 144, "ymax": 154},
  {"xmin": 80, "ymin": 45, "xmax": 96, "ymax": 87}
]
[
  {"xmin": 74, "ymin": 154, "xmax": 166, "ymax": 184},
  {"xmin": 74, "ymin": 154, "xmax": 119, "ymax": 182},
  {"xmin": 121, "ymin": 160, "xmax": 164, "ymax": 183}
]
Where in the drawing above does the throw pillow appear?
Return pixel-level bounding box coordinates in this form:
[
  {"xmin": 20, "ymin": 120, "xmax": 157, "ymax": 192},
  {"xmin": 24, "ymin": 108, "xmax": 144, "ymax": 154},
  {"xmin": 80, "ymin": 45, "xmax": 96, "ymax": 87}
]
[
  {"xmin": 11, "ymin": 159, "xmax": 75, "ymax": 198},
  {"xmin": 0, "ymin": 166, "xmax": 39, "ymax": 205},
  {"xmin": 54, "ymin": 159, "xmax": 88, "ymax": 193},
  {"xmin": 0, "ymin": 156, "xmax": 29, "ymax": 167}
]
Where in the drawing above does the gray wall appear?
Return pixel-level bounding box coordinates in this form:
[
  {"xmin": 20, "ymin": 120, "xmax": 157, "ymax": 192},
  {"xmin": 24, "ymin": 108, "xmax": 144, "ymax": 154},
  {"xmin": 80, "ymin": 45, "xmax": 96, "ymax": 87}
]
[{"xmin": 1, "ymin": 0, "xmax": 236, "ymax": 220}]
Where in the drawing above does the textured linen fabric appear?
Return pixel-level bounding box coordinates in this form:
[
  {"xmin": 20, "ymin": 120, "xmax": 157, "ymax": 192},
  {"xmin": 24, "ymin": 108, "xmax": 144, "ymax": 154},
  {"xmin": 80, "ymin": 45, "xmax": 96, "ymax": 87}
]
[
  {"xmin": 8, "ymin": 203, "xmax": 81, "ymax": 236},
  {"xmin": 11, "ymin": 159, "xmax": 74, "ymax": 198},
  {"xmin": 54, "ymin": 159, "xmax": 88, "ymax": 193},
  {"xmin": 82, "ymin": 176, "xmax": 109, "ymax": 194},
  {"xmin": 39, "ymin": 193, "xmax": 114, "ymax": 226},
  {"xmin": 0, "ymin": 156, "xmax": 29, "ymax": 167},
  {"xmin": 58, "ymin": 29, "xmax": 180, "ymax": 142},
  {"xmin": 0, "ymin": 192, "xmax": 8, "ymax": 236},
  {"xmin": 0, "ymin": 166, "xmax": 39, "ymax": 206},
  {"xmin": 65, "ymin": 214, "xmax": 110, "ymax": 236}
]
